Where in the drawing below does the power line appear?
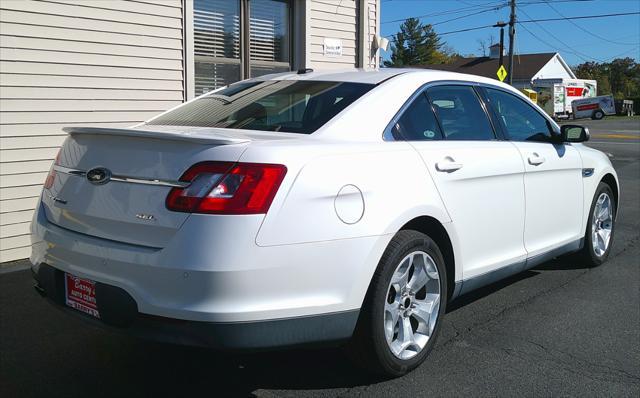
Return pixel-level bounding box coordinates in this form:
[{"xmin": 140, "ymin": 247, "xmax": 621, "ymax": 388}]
[
  {"xmin": 518, "ymin": 11, "xmax": 640, "ymax": 24},
  {"xmin": 382, "ymin": 7, "xmax": 640, "ymax": 44},
  {"xmin": 518, "ymin": 0, "xmax": 594, "ymax": 5},
  {"xmin": 541, "ymin": 1, "xmax": 639, "ymax": 46},
  {"xmin": 602, "ymin": 47, "xmax": 640, "ymax": 62},
  {"xmin": 381, "ymin": 1, "xmax": 505, "ymax": 24},
  {"xmin": 385, "ymin": 23, "xmax": 495, "ymax": 39},
  {"xmin": 516, "ymin": 6, "xmax": 604, "ymax": 62},
  {"xmin": 434, "ymin": 24, "xmax": 497, "ymax": 37},
  {"xmin": 517, "ymin": 21, "xmax": 591, "ymax": 62},
  {"xmin": 431, "ymin": 6, "xmax": 507, "ymax": 27}
]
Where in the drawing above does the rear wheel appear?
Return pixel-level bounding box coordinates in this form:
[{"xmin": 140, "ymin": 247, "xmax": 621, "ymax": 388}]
[
  {"xmin": 592, "ymin": 109, "xmax": 605, "ymax": 120},
  {"xmin": 348, "ymin": 230, "xmax": 447, "ymax": 377},
  {"xmin": 579, "ymin": 182, "xmax": 615, "ymax": 266}
]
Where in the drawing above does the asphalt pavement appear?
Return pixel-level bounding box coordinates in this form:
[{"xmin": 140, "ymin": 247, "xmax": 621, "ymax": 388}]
[{"xmin": 1, "ymin": 117, "xmax": 639, "ymax": 397}]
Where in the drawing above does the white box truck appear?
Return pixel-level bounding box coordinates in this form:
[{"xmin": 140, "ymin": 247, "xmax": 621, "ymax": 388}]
[{"xmin": 533, "ymin": 78, "xmax": 597, "ymax": 119}]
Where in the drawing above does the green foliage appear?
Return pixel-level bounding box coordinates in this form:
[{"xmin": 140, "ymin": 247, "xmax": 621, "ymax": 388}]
[
  {"xmin": 574, "ymin": 58, "xmax": 640, "ymax": 99},
  {"xmin": 384, "ymin": 18, "xmax": 456, "ymax": 67}
]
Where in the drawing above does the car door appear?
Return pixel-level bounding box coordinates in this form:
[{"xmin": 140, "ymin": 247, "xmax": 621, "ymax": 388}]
[
  {"xmin": 388, "ymin": 84, "xmax": 527, "ymax": 280},
  {"xmin": 481, "ymin": 87, "xmax": 583, "ymax": 258}
]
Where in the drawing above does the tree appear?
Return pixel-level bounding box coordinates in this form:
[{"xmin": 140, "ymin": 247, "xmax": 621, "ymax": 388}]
[
  {"xmin": 384, "ymin": 18, "xmax": 451, "ymax": 67},
  {"xmin": 477, "ymin": 34, "xmax": 495, "ymax": 57},
  {"xmin": 574, "ymin": 58, "xmax": 639, "ymax": 99}
]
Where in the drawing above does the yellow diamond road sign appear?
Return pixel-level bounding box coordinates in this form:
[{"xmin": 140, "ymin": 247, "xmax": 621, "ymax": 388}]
[{"xmin": 497, "ymin": 65, "xmax": 507, "ymax": 82}]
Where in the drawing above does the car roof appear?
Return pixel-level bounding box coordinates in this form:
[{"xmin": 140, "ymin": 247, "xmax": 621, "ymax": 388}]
[
  {"xmin": 254, "ymin": 68, "xmax": 514, "ymax": 89},
  {"xmin": 254, "ymin": 68, "xmax": 419, "ymax": 84}
]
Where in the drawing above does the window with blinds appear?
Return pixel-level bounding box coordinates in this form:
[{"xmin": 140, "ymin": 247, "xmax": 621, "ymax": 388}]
[
  {"xmin": 194, "ymin": 0, "xmax": 241, "ymax": 95},
  {"xmin": 249, "ymin": 0, "xmax": 290, "ymax": 78},
  {"xmin": 193, "ymin": 0, "xmax": 291, "ymax": 95}
]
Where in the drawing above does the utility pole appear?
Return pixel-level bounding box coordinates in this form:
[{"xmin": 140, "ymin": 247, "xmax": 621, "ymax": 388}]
[
  {"xmin": 499, "ymin": 27, "xmax": 504, "ymax": 67},
  {"xmin": 507, "ymin": 0, "xmax": 516, "ymax": 85},
  {"xmin": 494, "ymin": 21, "xmax": 506, "ymax": 68}
]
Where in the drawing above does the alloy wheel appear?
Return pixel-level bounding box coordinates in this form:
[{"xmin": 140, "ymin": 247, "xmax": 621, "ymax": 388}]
[
  {"xmin": 384, "ymin": 251, "xmax": 440, "ymax": 360},
  {"xmin": 592, "ymin": 192, "xmax": 613, "ymax": 257}
]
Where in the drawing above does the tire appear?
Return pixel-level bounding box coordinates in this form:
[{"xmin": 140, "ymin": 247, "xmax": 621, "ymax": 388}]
[
  {"xmin": 592, "ymin": 109, "xmax": 605, "ymax": 120},
  {"xmin": 579, "ymin": 182, "xmax": 616, "ymax": 266},
  {"xmin": 348, "ymin": 230, "xmax": 447, "ymax": 377}
]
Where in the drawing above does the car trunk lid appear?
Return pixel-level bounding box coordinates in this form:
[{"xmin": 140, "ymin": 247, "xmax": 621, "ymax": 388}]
[{"xmin": 42, "ymin": 126, "xmax": 264, "ymax": 248}]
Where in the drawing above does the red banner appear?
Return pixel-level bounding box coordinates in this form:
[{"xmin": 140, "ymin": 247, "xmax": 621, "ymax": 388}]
[
  {"xmin": 576, "ymin": 103, "xmax": 600, "ymax": 111},
  {"xmin": 566, "ymin": 87, "xmax": 584, "ymax": 97}
]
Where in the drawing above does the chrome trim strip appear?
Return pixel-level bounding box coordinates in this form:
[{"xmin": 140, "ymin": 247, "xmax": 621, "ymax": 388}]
[
  {"xmin": 110, "ymin": 175, "xmax": 190, "ymax": 188},
  {"xmin": 53, "ymin": 165, "xmax": 189, "ymax": 188},
  {"xmin": 451, "ymin": 238, "xmax": 584, "ymax": 300},
  {"xmin": 53, "ymin": 165, "xmax": 86, "ymax": 177}
]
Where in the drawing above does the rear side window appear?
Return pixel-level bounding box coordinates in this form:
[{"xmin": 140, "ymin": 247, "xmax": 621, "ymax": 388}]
[
  {"xmin": 484, "ymin": 88, "xmax": 553, "ymax": 142},
  {"xmin": 391, "ymin": 93, "xmax": 443, "ymax": 141},
  {"xmin": 147, "ymin": 80, "xmax": 374, "ymax": 134},
  {"xmin": 426, "ymin": 85, "xmax": 495, "ymax": 141}
]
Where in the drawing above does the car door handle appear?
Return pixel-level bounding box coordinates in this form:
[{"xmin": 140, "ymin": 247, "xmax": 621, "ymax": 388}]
[
  {"xmin": 436, "ymin": 157, "xmax": 463, "ymax": 172},
  {"xmin": 528, "ymin": 153, "xmax": 546, "ymax": 166}
]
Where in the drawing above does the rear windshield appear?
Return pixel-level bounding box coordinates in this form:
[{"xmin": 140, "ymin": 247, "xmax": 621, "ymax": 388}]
[{"xmin": 147, "ymin": 80, "xmax": 374, "ymax": 134}]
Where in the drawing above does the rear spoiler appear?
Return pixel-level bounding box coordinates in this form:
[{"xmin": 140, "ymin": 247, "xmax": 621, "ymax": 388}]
[{"xmin": 62, "ymin": 127, "xmax": 250, "ymax": 145}]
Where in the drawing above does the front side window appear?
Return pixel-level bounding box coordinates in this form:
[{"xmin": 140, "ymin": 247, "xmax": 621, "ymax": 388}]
[
  {"xmin": 147, "ymin": 80, "xmax": 373, "ymax": 134},
  {"xmin": 426, "ymin": 85, "xmax": 495, "ymax": 141},
  {"xmin": 391, "ymin": 93, "xmax": 443, "ymax": 141},
  {"xmin": 485, "ymin": 88, "xmax": 552, "ymax": 142}
]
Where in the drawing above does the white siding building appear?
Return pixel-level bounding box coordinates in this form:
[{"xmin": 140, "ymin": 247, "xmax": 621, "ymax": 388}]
[{"xmin": 0, "ymin": 0, "xmax": 381, "ymax": 262}]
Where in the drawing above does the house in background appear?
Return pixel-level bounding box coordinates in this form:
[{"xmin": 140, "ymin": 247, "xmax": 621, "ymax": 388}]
[
  {"xmin": 0, "ymin": 0, "xmax": 381, "ymax": 262},
  {"xmin": 418, "ymin": 43, "xmax": 576, "ymax": 89}
]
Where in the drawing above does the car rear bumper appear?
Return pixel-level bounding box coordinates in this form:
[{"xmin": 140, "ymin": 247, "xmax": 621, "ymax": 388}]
[
  {"xmin": 32, "ymin": 262, "xmax": 358, "ymax": 349},
  {"xmin": 30, "ymin": 201, "xmax": 391, "ymax": 346}
]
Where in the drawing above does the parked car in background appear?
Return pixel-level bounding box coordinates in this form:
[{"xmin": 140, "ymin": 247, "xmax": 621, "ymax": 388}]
[
  {"xmin": 572, "ymin": 95, "xmax": 616, "ymax": 120},
  {"xmin": 31, "ymin": 69, "xmax": 619, "ymax": 377}
]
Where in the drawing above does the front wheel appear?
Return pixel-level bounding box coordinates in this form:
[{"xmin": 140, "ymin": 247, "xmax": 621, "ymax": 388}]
[
  {"xmin": 348, "ymin": 230, "xmax": 447, "ymax": 377},
  {"xmin": 580, "ymin": 182, "xmax": 616, "ymax": 266}
]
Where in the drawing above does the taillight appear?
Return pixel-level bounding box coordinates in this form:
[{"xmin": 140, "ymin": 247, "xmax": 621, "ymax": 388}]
[
  {"xmin": 43, "ymin": 149, "xmax": 61, "ymax": 189},
  {"xmin": 166, "ymin": 162, "xmax": 287, "ymax": 214}
]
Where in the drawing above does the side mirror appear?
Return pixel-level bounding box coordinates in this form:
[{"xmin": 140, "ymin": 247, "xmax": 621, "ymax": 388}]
[{"xmin": 561, "ymin": 125, "xmax": 590, "ymax": 143}]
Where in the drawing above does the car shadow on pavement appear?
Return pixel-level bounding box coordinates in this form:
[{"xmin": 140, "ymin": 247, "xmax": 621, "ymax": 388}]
[
  {"xmin": 104, "ymin": 338, "xmax": 378, "ymax": 397},
  {"xmin": 534, "ymin": 254, "xmax": 594, "ymax": 271},
  {"xmin": 446, "ymin": 253, "xmax": 594, "ymax": 313},
  {"xmin": 0, "ymin": 253, "xmax": 596, "ymax": 398},
  {"xmin": 446, "ymin": 270, "xmax": 540, "ymax": 313}
]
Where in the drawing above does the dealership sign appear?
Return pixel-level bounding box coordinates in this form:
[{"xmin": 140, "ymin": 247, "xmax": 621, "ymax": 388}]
[{"xmin": 324, "ymin": 38, "xmax": 343, "ymax": 57}]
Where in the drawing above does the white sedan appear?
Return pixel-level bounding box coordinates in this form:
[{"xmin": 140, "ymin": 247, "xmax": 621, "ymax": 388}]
[{"xmin": 31, "ymin": 69, "xmax": 618, "ymax": 377}]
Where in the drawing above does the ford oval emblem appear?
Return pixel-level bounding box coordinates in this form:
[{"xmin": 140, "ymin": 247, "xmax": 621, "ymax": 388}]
[{"xmin": 86, "ymin": 167, "xmax": 111, "ymax": 185}]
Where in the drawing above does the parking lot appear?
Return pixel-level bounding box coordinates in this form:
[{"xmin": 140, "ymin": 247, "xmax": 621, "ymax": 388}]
[{"xmin": 1, "ymin": 117, "xmax": 638, "ymax": 398}]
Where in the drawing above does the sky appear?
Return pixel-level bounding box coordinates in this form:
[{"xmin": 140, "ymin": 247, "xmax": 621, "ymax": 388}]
[{"xmin": 379, "ymin": 0, "xmax": 640, "ymax": 66}]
